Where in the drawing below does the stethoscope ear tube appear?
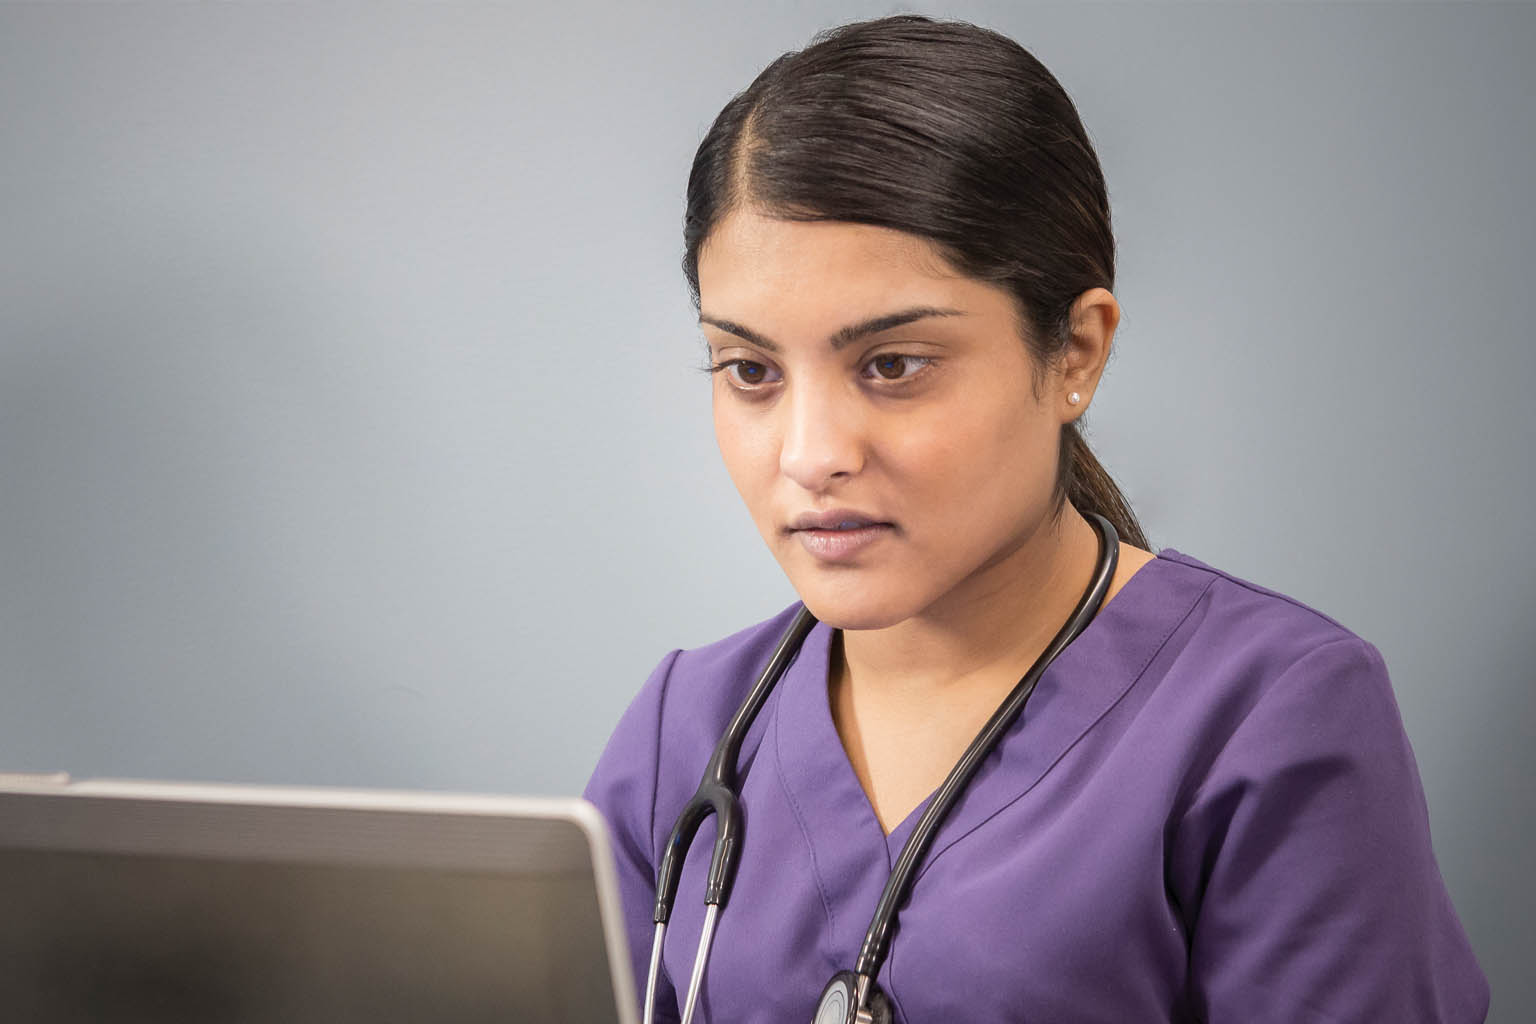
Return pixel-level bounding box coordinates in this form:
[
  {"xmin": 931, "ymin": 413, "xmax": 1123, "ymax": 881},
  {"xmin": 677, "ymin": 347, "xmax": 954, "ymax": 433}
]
[
  {"xmin": 651, "ymin": 605, "xmax": 820, "ymax": 925},
  {"xmin": 646, "ymin": 605, "xmax": 820, "ymax": 1023},
  {"xmin": 654, "ymin": 787, "xmax": 739, "ymax": 921}
]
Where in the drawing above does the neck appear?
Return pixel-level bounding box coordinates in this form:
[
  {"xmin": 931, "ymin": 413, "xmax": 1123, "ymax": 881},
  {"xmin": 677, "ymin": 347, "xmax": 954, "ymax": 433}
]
[{"xmin": 836, "ymin": 506, "xmax": 1106, "ymax": 700}]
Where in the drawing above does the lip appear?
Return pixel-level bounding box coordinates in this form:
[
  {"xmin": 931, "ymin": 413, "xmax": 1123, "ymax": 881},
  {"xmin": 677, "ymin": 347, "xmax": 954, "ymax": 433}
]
[
  {"xmin": 793, "ymin": 523, "xmax": 894, "ymax": 562},
  {"xmin": 786, "ymin": 509, "xmax": 895, "ymax": 563},
  {"xmin": 788, "ymin": 508, "xmax": 890, "ymax": 532}
]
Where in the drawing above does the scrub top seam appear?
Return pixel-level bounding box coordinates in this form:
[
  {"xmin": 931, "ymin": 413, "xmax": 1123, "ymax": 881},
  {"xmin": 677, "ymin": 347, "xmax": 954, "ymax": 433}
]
[
  {"xmin": 648, "ymin": 648, "xmax": 684, "ymax": 1002},
  {"xmin": 773, "ymin": 670, "xmax": 840, "ymax": 941},
  {"xmin": 907, "ymin": 573, "xmax": 1220, "ymax": 886},
  {"xmin": 1167, "ymin": 633, "xmax": 1368, "ymax": 827},
  {"xmin": 647, "ymin": 648, "xmax": 684, "ymax": 870},
  {"xmin": 1163, "ymin": 552, "xmax": 1357, "ymax": 637}
]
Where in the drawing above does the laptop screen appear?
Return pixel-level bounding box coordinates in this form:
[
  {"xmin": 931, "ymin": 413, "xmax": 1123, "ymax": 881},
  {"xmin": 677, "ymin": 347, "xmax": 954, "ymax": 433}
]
[{"xmin": 0, "ymin": 779, "xmax": 638, "ymax": 1024}]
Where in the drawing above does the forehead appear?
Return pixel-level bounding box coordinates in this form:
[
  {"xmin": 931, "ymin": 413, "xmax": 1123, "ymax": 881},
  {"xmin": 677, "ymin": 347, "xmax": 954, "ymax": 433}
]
[{"xmin": 697, "ymin": 208, "xmax": 1002, "ymax": 323}]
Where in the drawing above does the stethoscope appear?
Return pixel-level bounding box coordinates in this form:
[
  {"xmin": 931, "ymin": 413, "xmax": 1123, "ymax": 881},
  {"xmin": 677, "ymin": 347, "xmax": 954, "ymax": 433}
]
[{"xmin": 644, "ymin": 513, "xmax": 1119, "ymax": 1024}]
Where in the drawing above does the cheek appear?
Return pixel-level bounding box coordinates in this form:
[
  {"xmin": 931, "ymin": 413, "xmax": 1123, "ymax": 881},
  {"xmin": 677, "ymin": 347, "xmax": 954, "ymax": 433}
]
[
  {"xmin": 712, "ymin": 397, "xmax": 777, "ymax": 505},
  {"xmin": 889, "ymin": 394, "xmax": 1057, "ymax": 521}
]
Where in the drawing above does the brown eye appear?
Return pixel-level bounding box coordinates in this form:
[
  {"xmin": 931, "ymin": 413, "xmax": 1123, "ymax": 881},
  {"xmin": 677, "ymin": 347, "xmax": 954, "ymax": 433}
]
[
  {"xmin": 714, "ymin": 359, "xmax": 782, "ymax": 388},
  {"xmin": 864, "ymin": 353, "xmax": 931, "ymax": 381}
]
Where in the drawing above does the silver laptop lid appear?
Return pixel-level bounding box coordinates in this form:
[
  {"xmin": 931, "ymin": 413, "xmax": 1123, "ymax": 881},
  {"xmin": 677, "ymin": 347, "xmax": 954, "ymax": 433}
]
[{"xmin": 0, "ymin": 776, "xmax": 639, "ymax": 1024}]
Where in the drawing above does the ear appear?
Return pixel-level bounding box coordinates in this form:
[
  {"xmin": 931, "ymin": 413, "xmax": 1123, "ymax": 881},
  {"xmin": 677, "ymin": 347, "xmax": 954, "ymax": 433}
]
[{"xmin": 1056, "ymin": 287, "xmax": 1120, "ymax": 423}]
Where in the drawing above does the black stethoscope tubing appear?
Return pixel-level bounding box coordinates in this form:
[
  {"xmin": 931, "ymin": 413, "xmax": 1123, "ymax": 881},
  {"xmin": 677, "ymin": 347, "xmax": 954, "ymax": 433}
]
[{"xmin": 647, "ymin": 512, "xmax": 1119, "ymax": 1024}]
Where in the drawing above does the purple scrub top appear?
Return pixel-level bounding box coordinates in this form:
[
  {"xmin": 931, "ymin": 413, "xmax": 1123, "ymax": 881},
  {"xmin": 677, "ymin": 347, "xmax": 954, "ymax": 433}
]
[{"xmin": 584, "ymin": 549, "xmax": 1489, "ymax": 1023}]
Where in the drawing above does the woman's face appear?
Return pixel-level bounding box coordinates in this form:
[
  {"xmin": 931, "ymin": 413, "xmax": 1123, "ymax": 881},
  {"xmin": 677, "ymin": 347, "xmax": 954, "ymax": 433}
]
[{"xmin": 698, "ymin": 207, "xmax": 1089, "ymax": 631}]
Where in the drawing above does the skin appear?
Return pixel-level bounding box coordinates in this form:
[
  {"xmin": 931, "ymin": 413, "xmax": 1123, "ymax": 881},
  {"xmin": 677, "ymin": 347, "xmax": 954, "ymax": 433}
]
[{"xmin": 698, "ymin": 206, "xmax": 1157, "ymax": 833}]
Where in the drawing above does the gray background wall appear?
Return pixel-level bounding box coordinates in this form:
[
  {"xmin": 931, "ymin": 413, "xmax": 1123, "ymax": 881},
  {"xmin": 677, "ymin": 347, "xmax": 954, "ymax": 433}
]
[{"xmin": 1, "ymin": 1, "xmax": 1530, "ymax": 1017}]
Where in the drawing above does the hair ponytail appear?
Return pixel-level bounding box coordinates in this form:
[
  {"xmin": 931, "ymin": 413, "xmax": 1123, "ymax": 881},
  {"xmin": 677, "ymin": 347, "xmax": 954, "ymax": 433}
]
[{"xmin": 1061, "ymin": 424, "xmax": 1148, "ymax": 550}]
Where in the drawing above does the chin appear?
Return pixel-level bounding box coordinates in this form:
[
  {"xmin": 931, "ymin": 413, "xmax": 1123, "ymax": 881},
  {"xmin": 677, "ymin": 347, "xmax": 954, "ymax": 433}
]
[{"xmin": 789, "ymin": 576, "xmax": 923, "ymax": 632}]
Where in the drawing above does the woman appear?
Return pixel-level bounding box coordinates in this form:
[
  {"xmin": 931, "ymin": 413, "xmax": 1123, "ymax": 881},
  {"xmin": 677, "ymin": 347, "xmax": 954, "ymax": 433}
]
[{"xmin": 585, "ymin": 15, "xmax": 1487, "ymax": 1023}]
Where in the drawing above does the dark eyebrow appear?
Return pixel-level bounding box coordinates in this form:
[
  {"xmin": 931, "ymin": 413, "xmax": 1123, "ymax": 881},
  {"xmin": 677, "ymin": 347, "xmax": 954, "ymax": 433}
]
[{"xmin": 698, "ymin": 306, "xmax": 965, "ymax": 353}]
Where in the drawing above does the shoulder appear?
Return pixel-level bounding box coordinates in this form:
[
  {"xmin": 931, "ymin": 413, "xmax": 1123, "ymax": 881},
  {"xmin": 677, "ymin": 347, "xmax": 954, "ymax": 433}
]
[
  {"xmin": 605, "ymin": 601, "xmax": 807, "ymax": 736},
  {"xmin": 1145, "ymin": 557, "xmax": 1489, "ymax": 1019},
  {"xmin": 1146, "ymin": 547, "xmax": 1392, "ymax": 704},
  {"xmin": 1139, "ymin": 550, "xmax": 1425, "ymax": 858},
  {"xmin": 1124, "ymin": 548, "xmax": 1406, "ymax": 776},
  {"xmin": 583, "ymin": 602, "xmax": 807, "ymax": 841},
  {"xmin": 646, "ymin": 601, "xmax": 809, "ymax": 743},
  {"xmin": 1154, "ymin": 546, "xmax": 1367, "ymax": 650}
]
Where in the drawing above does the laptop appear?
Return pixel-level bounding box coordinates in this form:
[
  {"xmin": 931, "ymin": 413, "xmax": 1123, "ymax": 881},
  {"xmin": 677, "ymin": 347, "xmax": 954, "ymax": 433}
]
[{"xmin": 0, "ymin": 774, "xmax": 639, "ymax": 1023}]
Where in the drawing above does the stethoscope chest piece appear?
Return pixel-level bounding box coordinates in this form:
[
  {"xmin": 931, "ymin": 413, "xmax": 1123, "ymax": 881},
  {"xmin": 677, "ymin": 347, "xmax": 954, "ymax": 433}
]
[{"xmin": 813, "ymin": 971, "xmax": 891, "ymax": 1024}]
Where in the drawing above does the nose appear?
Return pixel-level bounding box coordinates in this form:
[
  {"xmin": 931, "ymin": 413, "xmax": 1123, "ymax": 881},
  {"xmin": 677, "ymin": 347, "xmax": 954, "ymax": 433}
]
[{"xmin": 778, "ymin": 377, "xmax": 865, "ymax": 492}]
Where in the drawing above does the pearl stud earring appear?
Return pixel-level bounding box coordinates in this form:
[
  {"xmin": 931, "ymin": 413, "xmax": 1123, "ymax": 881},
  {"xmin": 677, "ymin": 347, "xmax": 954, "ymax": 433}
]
[{"xmin": 1067, "ymin": 392, "xmax": 1081, "ymax": 405}]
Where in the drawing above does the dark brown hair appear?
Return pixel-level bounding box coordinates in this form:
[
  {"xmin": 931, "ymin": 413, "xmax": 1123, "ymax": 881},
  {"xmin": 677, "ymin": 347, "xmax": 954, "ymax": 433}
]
[{"xmin": 682, "ymin": 14, "xmax": 1148, "ymax": 550}]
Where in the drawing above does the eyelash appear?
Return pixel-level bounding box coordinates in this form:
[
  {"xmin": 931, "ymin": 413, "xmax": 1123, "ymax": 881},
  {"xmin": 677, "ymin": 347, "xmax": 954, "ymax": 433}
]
[{"xmin": 708, "ymin": 354, "xmax": 934, "ymax": 391}]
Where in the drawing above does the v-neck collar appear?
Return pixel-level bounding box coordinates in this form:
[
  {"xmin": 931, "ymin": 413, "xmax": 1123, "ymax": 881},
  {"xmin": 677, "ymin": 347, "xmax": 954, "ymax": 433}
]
[{"xmin": 770, "ymin": 548, "xmax": 1212, "ymax": 952}]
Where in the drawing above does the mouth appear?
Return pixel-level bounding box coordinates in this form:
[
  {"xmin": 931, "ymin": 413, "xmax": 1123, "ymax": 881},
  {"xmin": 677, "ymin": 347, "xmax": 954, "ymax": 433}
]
[
  {"xmin": 786, "ymin": 510, "xmax": 893, "ymax": 533},
  {"xmin": 786, "ymin": 511, "xmax": 895, "ymax": 562}
]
